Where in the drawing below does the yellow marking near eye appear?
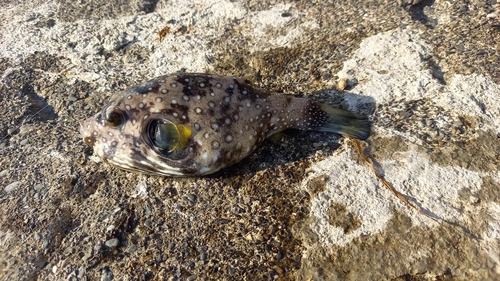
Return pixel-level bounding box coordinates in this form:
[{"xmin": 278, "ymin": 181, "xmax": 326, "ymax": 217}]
[
  {"xmin": 169, "ymin": 124, "xmax": 192, "ymax": 152},
  {"xmin": 154, "ymin": 122, "xmax": 192, "ymax": 153}
]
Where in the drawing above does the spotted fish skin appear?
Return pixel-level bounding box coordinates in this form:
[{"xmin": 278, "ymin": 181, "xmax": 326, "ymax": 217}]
[{"xmin": 81, "ymin": 73, "xmax": 370, "ymax": 176}]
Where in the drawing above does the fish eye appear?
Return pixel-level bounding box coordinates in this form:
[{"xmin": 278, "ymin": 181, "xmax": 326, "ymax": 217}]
[
  {"xmin": 106, "ymin": 111, "xmax": 123, "ymax": 127},
  {"xmin": 148, "ymin": 120, "xmax": 192, "ymax": 154}
]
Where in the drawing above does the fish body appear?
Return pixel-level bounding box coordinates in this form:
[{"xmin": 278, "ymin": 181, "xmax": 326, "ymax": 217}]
[{"xmin": 81, "ymin": 73, "xmax": 370, "ymax": 176}]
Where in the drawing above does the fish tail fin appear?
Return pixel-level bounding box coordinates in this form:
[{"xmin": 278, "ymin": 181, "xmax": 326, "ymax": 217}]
[{"xmin": 314, "ymin": 103, "xmax": 371, "ymax": 140}]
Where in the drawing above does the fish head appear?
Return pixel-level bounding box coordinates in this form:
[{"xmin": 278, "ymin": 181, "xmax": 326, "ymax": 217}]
[{"xmin": 80, "ymin": 86, "xmax": 200, "ymax": 177}]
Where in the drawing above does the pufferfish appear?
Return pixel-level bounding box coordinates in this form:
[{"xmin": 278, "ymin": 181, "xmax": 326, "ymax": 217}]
[{"xmin": 81, "ymin": 73, "xmax": 370, "ymax": 176}]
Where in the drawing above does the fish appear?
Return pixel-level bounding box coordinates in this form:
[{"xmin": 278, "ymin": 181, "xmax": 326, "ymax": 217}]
[{"xmin": 80, "ymin": 73, "xmax": 370, "ymax": 176}]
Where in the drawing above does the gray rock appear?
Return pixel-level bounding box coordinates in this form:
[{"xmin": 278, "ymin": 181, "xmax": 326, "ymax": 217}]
[
  {"xmin": 4, "ymin": 181, "xmax": 21, "ymax": 192},
  {"xmin": 104, "ymin": 238, "xmax": 119, "ymax": 248}
]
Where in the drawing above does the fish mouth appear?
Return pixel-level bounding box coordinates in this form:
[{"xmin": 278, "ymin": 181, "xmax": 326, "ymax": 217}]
[
  {"xmin": 108, "ymin": 152, "xmax": 198, "ymax": 177},
  {"xmin": 80, "ymin": 118, "xmax": 97, "ymax": 147}
]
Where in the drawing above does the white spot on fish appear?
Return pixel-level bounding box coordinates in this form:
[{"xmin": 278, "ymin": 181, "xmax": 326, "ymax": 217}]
[{"xmin": 212, "ymin": 141, "xmax": 220, "ymax": 149}]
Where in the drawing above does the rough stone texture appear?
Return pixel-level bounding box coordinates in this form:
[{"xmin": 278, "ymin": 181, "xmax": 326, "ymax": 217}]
[{"xmin": 0, "ymin": 0, "xmax": 499, "ymax": 280}]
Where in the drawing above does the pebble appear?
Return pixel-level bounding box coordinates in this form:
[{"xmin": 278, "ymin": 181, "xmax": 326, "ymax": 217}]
[
  {"xmin": 144, "ymin": 206, "xmax": 152, "ymax": 217},
  {"xmin": 185, "ymin": 194, "xmax": 197, "ymax": 202},
  {"xmin": 0, "ymin": 169, "xmax": 9, "ymax": 177},
  {"xmin": 486, "ymin": 13, "xmax": 497, "ymax": 19},
  {"xmin": 34, "ymin": 183, "xmax": 44, "ymax": 191},
  {"xmin": 5, "ymin": 181, "xmax": 21, "ymax": 192},
  {"xmin": 100, "ymin": 267, "xmax": 114, "ymax": 281},
  {"xmin": 105, "ymin": 238, "xmax": 119, "ymax": 248},
  {"xmin": 128, "ymin": 244, "xmax": 138, "ymax": 254},
  {"xmin": 77, "ymin": 266, "xmax": 86, "ymax": 278},
  {"xmin": 43, "ymin": 239, "xmax": 50, "ymax": 249}
]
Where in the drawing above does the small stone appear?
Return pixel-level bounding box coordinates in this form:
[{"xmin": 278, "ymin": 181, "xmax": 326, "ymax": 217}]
[
  {"xmin": 77, "ymin": 266, "xmax": 86, "ymax": 278},
  {"xmin": 43, "ymin": 239, "xmax": 50, "ymax": 249},
  {"xmin": 185, "ymin": 194, "xmax": 197, "ymax": 202},
  {"xmin": 105, "ymin": 238, "xmax": 119, "ymax": 248},
  {"xmin": 0, "ymin": 170, "xmax": 8, "ymax": 177},
  {"xmin": 20, "ymin": 139, "xmax": 28, "ymax": 146},
  {"xmin": 144, "ymin": 219, "xmax": 152, "ymax": 227},
  {"xmin": 144, "ymin": 206, "xmax": 152, "ymax": 217},
  {"xmin": 34, "ymin": 183, "xmax": 44, "ymax": 191},
  {"xmin": 128, "ymin": 244, "xmax": 138, "ymax": 254},
  {"xmin": 4, "ymin": 181, "xmax": 21, "ymax": 192},
  {"xmin": 337, "ymin": 78, "xmax": 347, "ymax": 91},
  {"xmin": 100, "ymin": 267, "xmax": 114, "ymax": 281},
  {"xmin": 68, "ymin": 95, "xmax": 78, "ymax": 102},
  {"xmin": 187, "ymin": 275, "xmax": 197, "ymax": 281},
  {"xmin": 486, "ymin": 13, "xmax": 497, "ymax": 19}
]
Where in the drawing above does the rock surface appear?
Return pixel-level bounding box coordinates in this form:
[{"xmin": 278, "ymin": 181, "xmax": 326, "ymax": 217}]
[{"xmin": 1, "ymin": 0, "xmax": 499, "ymax": 280}]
